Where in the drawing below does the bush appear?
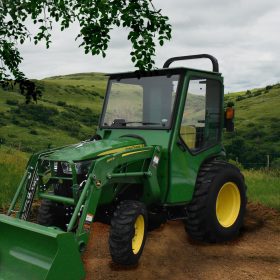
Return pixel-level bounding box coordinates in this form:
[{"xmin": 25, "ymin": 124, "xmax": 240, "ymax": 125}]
[
  {"xmin": 21, "ymin": 146, "xmax": 34, "ymax": 153},
  {"xmin": 245, "ymin": 129, "xmax": 264, "ymax": 140},
  {"xmin": 29, "ymin": 129, "xmax": 38, "ymax": 135},
  {"xmin": 7, "ymin": 134, "xmax": 17, "ymax": 138},
  {"xmin": 11, "ymin": 117, "xmax": 20, "ymax": 125},
  {"xmin": 11, "ymin": 104, "xmax": 59, "ymax": 125},
  {"xmin": 0, "ymin": 137, "xmax": 6, "ymax": 144},
  {"xmin": 56, "ymin": 120, "xmax": 81, "ymax": 137},
  {"xmin": 0, "ymin": 118, "xmax": 7, "ymax": 126},
  {"xmin": 227, "ymin": 101, "xmax": 235, "ymax": 107},
  {"xmin": 236, "ymin": 95, "xmax": 245, "ymax": 101},
  {"xmin": 253, "ymin": 91, "xmax": 261, "ymax": 97},
  {"xmin": 56, "ymin": 101, "xmax": 66, "ymax": 106},
  {"xmin": 6, "ymin": 99, "xmax": 19, "ymax": 106},
  {"xmin": 271, "ymin": 158, "xmax": 280, "ymax": 169}
]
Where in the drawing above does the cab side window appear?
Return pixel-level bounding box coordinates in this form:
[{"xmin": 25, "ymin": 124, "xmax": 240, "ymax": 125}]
[{"xmin": 180, "ymin": 77, "xmax": 221, "ymax": 152}]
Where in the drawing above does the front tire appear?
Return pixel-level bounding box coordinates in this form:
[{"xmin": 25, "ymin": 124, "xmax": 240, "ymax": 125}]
[
  {"xmin": 109, "ymin": 200, "xmax": 148, "ymax": 265},
  {"xmin": 37, "ymin": 199, "xmax": 56, "ymax": 226},
  {"xmin": 185, "ymin": 160, "xmax": 247, "ymax": 242},
  {"xmin": 37, "ymin": 199, "xmax": 68, "ymax": 229}
]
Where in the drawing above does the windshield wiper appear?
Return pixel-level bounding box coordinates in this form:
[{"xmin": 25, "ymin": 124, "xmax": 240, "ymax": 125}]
[
  {"xmin": 124, "ymin": 121, "xmax": 163, "ymax": 126},
  {"xmin": 110, "ymin": 119, "xmax": 166, "ymax": 127}
]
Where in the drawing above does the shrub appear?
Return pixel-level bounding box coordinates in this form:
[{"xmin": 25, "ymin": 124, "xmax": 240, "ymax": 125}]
[
  {"xmin": 29, "ymin": 130, "xmax": 38, "ymax": 135},
  {"xmin": 11, "ymin": 104, "xmax": 59, "ymax": 125},
  {"xmin": 11, "ymin": 117, "xmax": 20, "ymax": 125},
  {"xmin": 7, "ymin": 134, "xmax": 17, "ymax": 138},
  {"xmin": 6, "ymin": 99, "xmax": 19, "ymax": 106},
  {"xmin": 21, "ymin": 146, "xmax": 34, "ymax": 153},
  {"xmin": 236, "ymin": 95, "xmax": 245, "ymax": 101},
  {"xmin": 245, "ymin": 129, "xmax": 264, "ymax": 140},
  {"xmin": 57, "ymin": 101, "xmax": 66, "ymax": 106},
  {"xmin": 0, "ymin": 118, "xmax": 7, "ymax": 126},
  {"xmin": 227, "ymin": 101, "xmax": 235, "ymax": 107},
  {"xmin": 0, "ymin": 137, "xmax": 6, "ymax": 144},
  {"xmin": 56, "ymin": 120, "xmax": 80, "ymax": 137},
  {"xmin": 271, "ymin": 158, "xmax": 280, "ymax": 169}
]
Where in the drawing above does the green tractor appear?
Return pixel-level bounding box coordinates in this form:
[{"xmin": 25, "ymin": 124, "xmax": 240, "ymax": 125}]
[{"xmin": 0, "ymin": 54, "xmax": 246, "ymax": 279}]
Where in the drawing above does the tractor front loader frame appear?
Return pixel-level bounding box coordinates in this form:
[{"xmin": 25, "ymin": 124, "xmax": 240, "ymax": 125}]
[{"xmin": 1, "ymin": 145, "xmax": 161, "ymax": 279}]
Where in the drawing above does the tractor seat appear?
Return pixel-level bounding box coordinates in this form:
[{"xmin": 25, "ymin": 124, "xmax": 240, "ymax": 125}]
[{"xmin": 180, "ymin": 125, "xmax": 196, "ymax": 149}]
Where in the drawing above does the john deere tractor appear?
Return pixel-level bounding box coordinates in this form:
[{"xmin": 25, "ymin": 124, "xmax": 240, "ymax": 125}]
[{"xmin": 0, "ymin": 54, "xmax": 246, "ymax": 279}]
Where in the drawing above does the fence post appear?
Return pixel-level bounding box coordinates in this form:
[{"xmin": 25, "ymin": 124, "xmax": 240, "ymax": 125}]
[{"xmin": 266, "ymin": 154, "xmax": 270, "ymax": 169}]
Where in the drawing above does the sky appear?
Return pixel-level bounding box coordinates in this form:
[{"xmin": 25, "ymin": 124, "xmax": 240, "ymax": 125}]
[{"xmin": 18, "ymin": 0, "xmax": 280, "ymax": 92}]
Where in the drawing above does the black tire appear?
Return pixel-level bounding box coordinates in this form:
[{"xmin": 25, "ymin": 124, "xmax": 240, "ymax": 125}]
[
  {"xmin": 37, "ymin": 199, "xmax": 67, "ymax": 229},
  {"xmin": 109, "ymin": 200, "xmax": 148, "ymax": 265},
  {"xmin": 185, "ymin": 160, "xmax": 247, "ymax": 242},
  {"xmin": 37, "ymin": 199, "xmax": 56, "ymax": 226}
]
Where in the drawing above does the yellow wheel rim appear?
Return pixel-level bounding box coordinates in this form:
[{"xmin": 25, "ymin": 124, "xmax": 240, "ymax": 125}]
[
  {"xmin": 216, "ymin": 182, "xmax": 241, "ymax": 228},
  {"xmin": 132, "ymin": 215, "xmax": 145, "ymax": 254}
]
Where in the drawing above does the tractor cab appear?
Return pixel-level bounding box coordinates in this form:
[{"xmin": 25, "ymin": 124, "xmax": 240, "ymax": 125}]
[{"xmin": 97, "ymin": 54, "xmax": 225, "ymax": 204}]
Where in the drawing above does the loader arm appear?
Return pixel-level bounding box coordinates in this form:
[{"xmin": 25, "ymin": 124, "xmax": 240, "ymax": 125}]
[
  {"xmin": 0, "ymin": 145, "xmax": 161, "ymax": 280},
  {"xmin": 68, "ymin": 145, "xmax": 161, "ymax": 247}
]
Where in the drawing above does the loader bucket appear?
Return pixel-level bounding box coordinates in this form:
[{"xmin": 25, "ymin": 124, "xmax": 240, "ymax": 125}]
[{"xmin": 0, "ymin": 214, "xmax": 85, "ymax": 280}]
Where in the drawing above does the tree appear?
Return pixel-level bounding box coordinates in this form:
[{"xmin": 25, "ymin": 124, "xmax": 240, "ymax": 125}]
[{"xmin": 0, "ymin": 0, "xmax": 172, "ymax": 82}]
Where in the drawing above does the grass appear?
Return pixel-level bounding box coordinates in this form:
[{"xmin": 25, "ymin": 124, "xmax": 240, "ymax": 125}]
[
  {"xmin": 0, "ymin": 146, "xmax": 28, "ymax": 210},
  {"xmin": 244, "ymin": 169, "xmax": 280, "ymax": 211}
]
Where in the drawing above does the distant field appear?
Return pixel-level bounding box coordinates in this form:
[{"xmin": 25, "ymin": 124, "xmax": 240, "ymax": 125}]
[{"xmin": 244, "ymin": 169, "xmax": 280, "ymax": 211}]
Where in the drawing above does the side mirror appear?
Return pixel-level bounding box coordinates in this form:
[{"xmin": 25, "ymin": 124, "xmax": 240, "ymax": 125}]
[{"xmin": 224, "ymin": 107, "xmax": 235, "ymax": 132}]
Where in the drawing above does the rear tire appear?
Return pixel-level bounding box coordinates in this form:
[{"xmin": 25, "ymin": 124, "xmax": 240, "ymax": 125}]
[
  {"xmin": 185, "ymin": 160, "xmax": 247, "ymax": 242},
  {"xmin": 109, "ymin": 200, "xmax": 148, "ymax": 265}
]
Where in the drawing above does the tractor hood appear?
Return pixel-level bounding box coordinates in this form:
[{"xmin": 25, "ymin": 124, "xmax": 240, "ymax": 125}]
[{"xmin": 45, "ymin": 137, "xmax": 145, "ymax": 162}]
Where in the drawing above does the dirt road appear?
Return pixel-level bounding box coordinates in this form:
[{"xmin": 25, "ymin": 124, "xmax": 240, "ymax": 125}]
[{"xmin": 83, "ymin": 203, "xmax": 280, "ymax": 280}]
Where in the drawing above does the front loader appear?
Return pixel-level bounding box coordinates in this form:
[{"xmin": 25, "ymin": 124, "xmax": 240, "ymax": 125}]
[{"xmin": 0, "ymin": 54, "xmax": 246, "ymax": 279}]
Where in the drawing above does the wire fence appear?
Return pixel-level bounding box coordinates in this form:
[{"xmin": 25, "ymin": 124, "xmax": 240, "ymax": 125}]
[{"xmin": 235, "ymin": 153, "xmax": 280, "ymax": 169}]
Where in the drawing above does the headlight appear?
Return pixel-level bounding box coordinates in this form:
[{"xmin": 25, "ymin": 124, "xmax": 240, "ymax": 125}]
[
  {"xmin": 61, "ymin": 162, "xmax": 72, "ymax": 174},
  {"xmin": 60, "ymin": 160, "xmax": 93, "ymax": 175},
  {"xmin": 75, "ymin": 160, "xmax": 93, "ymax": 174}
]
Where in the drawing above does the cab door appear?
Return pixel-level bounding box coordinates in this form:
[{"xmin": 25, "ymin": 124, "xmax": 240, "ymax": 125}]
[{"xmin": 167, "ymin": 72, "xmax": 224, "ymax": 204}]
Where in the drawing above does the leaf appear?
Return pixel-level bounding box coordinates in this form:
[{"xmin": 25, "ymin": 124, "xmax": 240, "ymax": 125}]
[{"xmin": 1, "ymin": 0, "xmax": 172, "ymax": 80}]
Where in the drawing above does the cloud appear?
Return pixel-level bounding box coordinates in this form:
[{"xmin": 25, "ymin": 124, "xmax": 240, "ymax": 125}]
[{"xmin": 18, "ymin": 0, "xmax": 280, "ymax": 92}]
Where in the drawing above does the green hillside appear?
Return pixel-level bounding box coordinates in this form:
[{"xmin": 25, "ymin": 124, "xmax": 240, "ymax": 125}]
[
  {"xmin": 224, "ymin": 84, "xmax": 280, "ymax": 168},
  {"xmin": 0, "ymin": 73, "xmax": 107, "ymax": 152}
]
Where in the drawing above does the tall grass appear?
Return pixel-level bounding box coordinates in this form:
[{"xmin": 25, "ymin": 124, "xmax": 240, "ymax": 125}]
[
  {"xmin": 0, "ymin": 147, "xmax": 28, "ymax": 210},
  {"xmin": 244, "ymin": 169, "xmax": 280, "ymax": 211}
]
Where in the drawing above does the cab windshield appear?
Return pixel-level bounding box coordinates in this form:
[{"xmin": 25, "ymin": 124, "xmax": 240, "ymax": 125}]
[{"xmin": 101, "ymin": 74, "xmax": 180, "ymax": 129}]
